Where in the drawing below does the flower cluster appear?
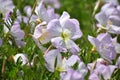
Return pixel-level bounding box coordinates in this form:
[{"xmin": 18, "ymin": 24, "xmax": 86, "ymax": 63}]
[
  {"xmin": 88, "ymin": 0, "xmax": 120, "ymax": 79},
  {"xmin": 0, "ymin": 0, "xmax": 120, "ymax": 80}
]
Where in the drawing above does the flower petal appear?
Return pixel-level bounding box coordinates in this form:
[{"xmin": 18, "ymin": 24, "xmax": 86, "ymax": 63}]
[
  {"xmin": 59, "ymin": 11, "xmax": 70, "ymax": 26},
  {"xmin": 95, "ymin": 11, "xmax": 108, "ymax": 26},
  {"xmin": 65, "ymin": 39, "xmax": 80, "ymax": 54},
  {"xmin": 47, "ymin": 19, "xmax": 62, "ymax": 37},
  {"xmin": 51, "ymin": 37, "xmax": 67, "ymax": 52},
  {"xmin": 35, "ymin": 0, "xmax": 50, "ymax": 22},
  {"xmin": 44, "ymin": 49, "xmax": 62, "ymax": 72}
]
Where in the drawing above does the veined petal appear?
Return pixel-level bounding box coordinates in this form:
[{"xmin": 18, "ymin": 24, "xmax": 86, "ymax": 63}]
[
  {"xmin": 66, "ymin": 55, "xmax": 80, "ymax": 66},
  {"xmin": 88, "ymin": 35, "xmax": 100, "ymax": 50},
  {"xmin": 47, "ymin": 7, "xmax": 58, "ymax": 20},
  {"xmin": 59, "ymin": 11, "xmax": 70, "ymax": 26},
  {"xmin": 99, "ymin": 43, "xmax": 116, "ymax": 61},
  {"xmin": 38, "ymin": 29, "xmax": 52, "ymax": 44},
  {"xmin": 35, "ymin": 0, "xmax": 50, "ymax": 22},
  {"xmin": 51, "ymin": 37, "xmax": 67, "ymax": 52},
  {"xmin": 32, "ymin": 36, "xmax": 46, "ymax": 51},
  {"xmin": 44, "ymin": 49, "xmax": 61, "ymax": 72},
  {"xmin": 62, "ymin": 19, "xmax": 82, "ymax": 39},
  {"xmin": 70, "ymin": 19, "xmax": 83, "ymax": 40},
  {"xmin": 107, "ymin": 25, "xmax": 120, "ymax": 34},
  {"xmin": 109, "ymin": 15, "xmax": 120, "ymax": 26},
  {"xmin": 33, "ymin": 24, "xmax": 43, "ymax": 39},
  {"xmin": 102, "ymin": 65, "xmax": 116, "ymax": 80},
  {"xmin": 65, "ymin": 39, "xmax": 80, "ymax": 54},
  {"xmin": 78, "ymin": 62, "xmax": 88, "ymax": 77},
  {"xmin": 97, "ymin": 33, "xmax": 112, "ymax": 44},
  {"xmin": 89, "ymin": 73, "xmax": 100, "ymax": 80},
  {"xmin": 11, "ymin": 23, "xmax": 25, "ymax": 40},
  {"xmin": 47, "ymin": 19, "xmax": 62, "ymax": 37},
  {"xmin": 95, "ymin": 11, "xmax": 108, "ymax": 26}
]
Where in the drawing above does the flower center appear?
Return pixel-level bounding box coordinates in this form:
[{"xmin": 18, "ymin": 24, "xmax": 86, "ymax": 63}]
[{"xmin": 60, "ymin": 29, "xmax": 71, "ymax": 41}]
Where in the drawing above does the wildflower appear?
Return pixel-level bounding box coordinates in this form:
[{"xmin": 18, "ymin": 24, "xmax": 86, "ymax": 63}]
[
  {"xmin": 47, "ymin": 11, "xmax": 82, "ymax": 54},
  {"xmin": 60, "ymin": 61, "xmax": 88, "ymax": 80},
  {"xmin": 44, "ymin": 49, "xmax": 62, "ymax": 72},
  {"xmin": 60, "ymin": 68, "xmax": 84, "ymax": 80},
  {"xmin": 88, "ymin": 58, "xmax": 116, "ymax": 80},
  {"xmin": 0, "ymin": 0, "xmax": 14, "ymax": 17},
  {"xmin": 88, "ymin": 33, "xmax": 116, "ymax": 62},
  {"xmin": 95, "ymin": 2, "xmax": 120, "ymax": 34},
  {"xmin": 35, "ymin": 0, "xmax": 58, "ymax": 23},
  {"xmin": 10, "ymin": 23, "xmax": 26, "ymax": 48}
]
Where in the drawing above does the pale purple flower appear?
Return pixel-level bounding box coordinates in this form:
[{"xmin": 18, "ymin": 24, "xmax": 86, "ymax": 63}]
[
  {"xmin": 88, "ymin": 33, "xmax": 116, "ymax": 62},
  {"xmin": 89, "ymin": 73, "xmax": 100, "ymax": 80},
  {"xmin": 35, "ymin": 0, "xmax": 58, "ymax": 23},
  {"xmin": 47, "ymin": 11, "xmax": 82, "ymax": 54},
  {"xmin": 95, "ymin": 2, "xmax": 120, "ymax": 34},
  {"xmin": 10, "ymin": 23, "xmax": 26, "ymax": 48},
  {"xmin": 44, "ymin": 49, "xmax": 87, "ymax": 73},
  {"xmin": 56, "ymin": 55, "xmax": 81, "ymax": 72},
  {"xmin": 88, "ymin": 58, "xmax": 116, "ymax": 80},
  {"xmin": 60, "ymin": 68, "xmax": 84, "ymax": 80},
  {"xmin": 0, "ymin": 0, "xmax": 14, "ymax": 17},
  {"xmin": 44, "ymin": 49, "xmax": 62, "ymax": 72},
  {"xmin": 60, "ymin": 60, "xmax": 88, "ymax": 80},
  {"xmin": 32, "ymin": 22, "xmax": 50, "ymax": 51},
  {"xmin": 23, "ymin": 6, "xmax": 38, "ymax": 23}
]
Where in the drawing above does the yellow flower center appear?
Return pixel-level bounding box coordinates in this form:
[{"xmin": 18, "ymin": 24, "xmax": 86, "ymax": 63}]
[{"xmin": 60, "ymin": 29, "xmax": 71, "ymax": 41}]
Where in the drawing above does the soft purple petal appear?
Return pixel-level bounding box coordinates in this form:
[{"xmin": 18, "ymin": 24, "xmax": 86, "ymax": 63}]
[
  {"xmin": 51, "ymin": 37, "xmax": 67, "ymax": 52},
  {"xmin": 70, "ymin": 19, "xmax": 83, "ymax": 40},
  {"xmin": 15, "ymin": 40, "xmax": 26, "ymax": 48},
  {"xmin": 95, "ymin": 11, "xmax": 108, "ymax": 26},
  {"xmin": 24, "ymin": 6, "xmax": 32, "ymax": 17},
  {"xmin": 65, "ymin": 39, "xmax": 80, "ymax": 54},
  {"xmin": 35, "ymin": 0, "xmax": 50, "ymax": 22},
  {"xmin": 106, "ymin": 25, "xmax": 120, "ymax": 34},
  {"xmin": 47, "ymin": 19, "xmax": 62, "ymax": 37},
  {"xmin": 109, "ymin": 15, "xmax": 120, "ymax": 26},
  {"xmin": 89, "ymin": 73, "xmax": 100, "ymax": 80},
  {"xmin": 62, "ymin": 19, "xmax": 82, "ymax": 39},
  {"xmin": 59, "ymin": 11, "xmax": 70, "ymax": 26},
  {"xmin": 11, "ymin": 23, "xmax": 25, "ymax": 40},
  {"xmin": 66, "ymin": 55, "xmax": 80, "ymax": 66},
  {"xmin": 88, "ymin": 35, "xmax": 100, "ymax": 50},
  {"xmin": 78, "ymin": 62, "xmax": 88, "ymax": 77},
  {"xmin": 44, "ymin": 49, "xmax": 62, "ymax": 72},
  {"xmin": 32, "ymin": 36, "xmax": 46, "ymax": 51},
  {"xmin": 47, "ymin": 7, "xmax": 58, "ymax": 20}
]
